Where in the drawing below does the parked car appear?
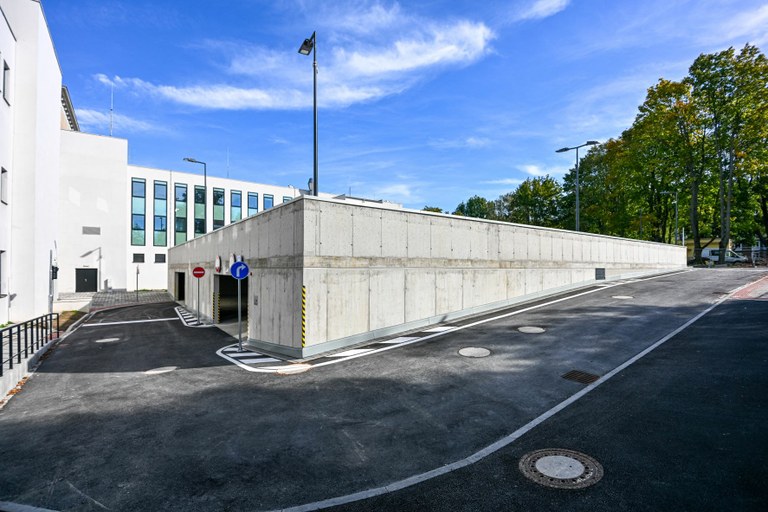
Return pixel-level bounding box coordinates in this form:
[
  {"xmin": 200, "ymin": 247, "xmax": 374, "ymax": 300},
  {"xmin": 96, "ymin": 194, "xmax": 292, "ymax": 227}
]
[{"xmin": 700, "ymin": 248, "xmax": 748, "ymax": 263}]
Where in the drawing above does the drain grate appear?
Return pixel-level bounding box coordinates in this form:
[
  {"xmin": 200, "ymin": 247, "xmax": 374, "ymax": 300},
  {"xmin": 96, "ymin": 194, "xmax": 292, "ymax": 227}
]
[
  {"xmin": 562, "ymin": 369, "xmax": 600, "ymax": 384},
  {"xmin": 519, "ymin": 448, "xmax": 604, "ymax": 489}
]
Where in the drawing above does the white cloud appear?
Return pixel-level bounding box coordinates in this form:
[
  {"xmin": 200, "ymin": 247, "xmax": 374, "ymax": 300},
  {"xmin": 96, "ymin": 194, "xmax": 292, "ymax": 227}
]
[
  {"xmin": 709, "ymin": 4, "xmax": 768, "ymax": 45},
  {"xmin": 514, "ymin": 0, "xmax": 570, "ymax": 21},
  {"xmin": 76, "ymin": 108, "xmax": 167, "ymax": 134},
  {"xmin": 483, "ymin": 178, "xmax": 524, "ymax": 186},
  {"xmin": 518, "ymin": 164, "xmax": 569, "ymax": 177},
  {"xmin": 92, "ymin": 4, "xmax": 494, "ymax": 111},
  {"xmin": 430, "ymin": 136, "xmax": 492, "ymax": 149}
]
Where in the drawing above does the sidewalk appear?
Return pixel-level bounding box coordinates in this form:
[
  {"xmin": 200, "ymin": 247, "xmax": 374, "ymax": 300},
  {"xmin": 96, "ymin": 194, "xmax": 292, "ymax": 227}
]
[{"xmin": 55, "ymin": 290, "xmax": 174, "ymax": 313}]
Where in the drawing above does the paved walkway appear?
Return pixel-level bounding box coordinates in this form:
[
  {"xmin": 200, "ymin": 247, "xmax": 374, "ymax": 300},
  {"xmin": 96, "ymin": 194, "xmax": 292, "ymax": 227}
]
[{"xmin": 88, "ymin": 290, "xmax": 174, "ymax": 310}]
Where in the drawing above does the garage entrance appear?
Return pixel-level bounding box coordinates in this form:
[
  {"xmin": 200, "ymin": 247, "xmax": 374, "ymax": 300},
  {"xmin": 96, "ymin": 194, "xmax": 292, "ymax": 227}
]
[
  {"xmin": 175, "ymin": 272, "xmax": 185, "ymax": 301},
  {"xmin": 214, "ymin": 274, "xmax": 247, "ymax": 323},
  {"xmin": 75, "ymin": 268, "xmax": 98, "ymax": 292}
]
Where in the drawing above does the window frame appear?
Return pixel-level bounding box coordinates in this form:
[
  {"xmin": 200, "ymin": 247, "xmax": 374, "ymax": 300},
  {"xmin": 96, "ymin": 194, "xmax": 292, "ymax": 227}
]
[
  {"xmin": 231, "ymin": 190, "xmax": 242, "ymax": 223},
  {"xmin": 153, "ymin": 180, "xmax": 168, "ymax": 247},
  {"xmin": 131, "ymin": 178, "xmax": 146, "ymax": 246}
]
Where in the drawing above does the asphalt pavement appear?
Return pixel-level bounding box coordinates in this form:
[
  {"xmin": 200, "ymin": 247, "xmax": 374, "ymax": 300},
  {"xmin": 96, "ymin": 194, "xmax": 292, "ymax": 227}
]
[{"xmin": 0, "ymin": 268, "xmax": 766, "ymax": 512}]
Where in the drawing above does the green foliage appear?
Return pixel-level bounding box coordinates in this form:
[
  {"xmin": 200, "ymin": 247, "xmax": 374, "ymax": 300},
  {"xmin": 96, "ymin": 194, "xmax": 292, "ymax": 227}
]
[
  {"xmin": 450, "ymin": 44, "xmax": 767, "ymax": 257},
  {"xmin": 422, "ymin": 206, "xmax": 445, "ymax": 213}
]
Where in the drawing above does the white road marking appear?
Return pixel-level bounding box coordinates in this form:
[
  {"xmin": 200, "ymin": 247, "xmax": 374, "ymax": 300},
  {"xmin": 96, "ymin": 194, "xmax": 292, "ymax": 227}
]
[
  {"xmin": 422, "ymin": 326, "xmax": 454, "ymax": 332},
  {"xmin": 330, "ymin": 349, "xmax": 376, "ymax": 357},
  {"xmin": 83, "ymin": 317, "xmax": 178, "ymax": 327},
  {"xmin": 378, "ymin": 337, "xmax": 419, "ymax": 344}
]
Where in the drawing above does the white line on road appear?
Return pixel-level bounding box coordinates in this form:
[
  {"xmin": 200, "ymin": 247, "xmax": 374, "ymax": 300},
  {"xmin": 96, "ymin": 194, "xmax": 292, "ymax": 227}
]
[{"xmin": 82, "ymin": 317, "xmax": 179, "ymax": 327}]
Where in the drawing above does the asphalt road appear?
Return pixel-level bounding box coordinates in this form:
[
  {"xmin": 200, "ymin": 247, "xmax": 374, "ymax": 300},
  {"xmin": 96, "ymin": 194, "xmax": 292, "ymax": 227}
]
[{"xmin": 0, "ymin": 268, "xmax": 766, "ymax": 511}]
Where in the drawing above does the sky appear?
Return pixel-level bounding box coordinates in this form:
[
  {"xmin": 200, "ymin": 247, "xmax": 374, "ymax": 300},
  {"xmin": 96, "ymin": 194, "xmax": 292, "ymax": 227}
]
[{"xmin": 41, "ymin": 0, "xmax": 768, "ymax": 212}]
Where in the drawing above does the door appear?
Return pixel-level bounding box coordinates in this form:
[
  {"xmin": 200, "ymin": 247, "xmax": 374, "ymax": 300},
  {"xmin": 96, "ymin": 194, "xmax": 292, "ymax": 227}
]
[
  {"xmin": 175, "ymin": 272, "xmax": 186, "ymax": 301},
  {"xmin": 75, "ymin": 268, "xmax": 98, "ymax": 292}
]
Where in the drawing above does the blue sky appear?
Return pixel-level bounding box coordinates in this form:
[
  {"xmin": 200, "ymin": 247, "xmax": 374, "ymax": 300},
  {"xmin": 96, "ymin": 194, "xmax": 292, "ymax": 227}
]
[{"xmin": 42, "ymin": 0, "xmax": 768, "ymax": 211}]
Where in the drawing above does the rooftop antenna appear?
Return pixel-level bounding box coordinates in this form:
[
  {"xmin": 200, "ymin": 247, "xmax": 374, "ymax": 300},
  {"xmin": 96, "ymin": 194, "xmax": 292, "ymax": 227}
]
[{"xmin": 109, "ymin": 83, "xmax": 114, "ymax": 136}]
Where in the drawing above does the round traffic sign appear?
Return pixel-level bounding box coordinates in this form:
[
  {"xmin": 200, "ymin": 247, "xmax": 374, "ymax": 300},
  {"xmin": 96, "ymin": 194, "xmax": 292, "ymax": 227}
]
[
  {"xmin": 230, "ymin": 261, "xmax": 249, "ymax": 280},
  {"xmin": 192, "ymin": 266, "xmax": 205, "ymax": 278}
]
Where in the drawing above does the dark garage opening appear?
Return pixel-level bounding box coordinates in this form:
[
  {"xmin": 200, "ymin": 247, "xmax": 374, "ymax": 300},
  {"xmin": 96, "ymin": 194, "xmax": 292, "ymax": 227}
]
[
  {"xmin": 175, "ymin": 272, "xmax": 185, "ymax": 301},
  {"xmin": 75, "ymin": 268, "xmax": 98, "ymax": 292},
  {"xmin": 216, "ymin": 275, "xmax": 247, "ymax": 323}
]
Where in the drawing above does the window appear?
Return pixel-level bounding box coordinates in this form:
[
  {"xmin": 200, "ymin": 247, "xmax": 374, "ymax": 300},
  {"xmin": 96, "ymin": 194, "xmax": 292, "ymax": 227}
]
[
  {"xmin": 174, "ymin": 183, "xmax": 187, "ymax": 245},
  {"xmin": 231, "ymin": 190, "xmax": 242, "ymax": 223},
  {"xmin": 82, "ymin": 226, "xmax": 101, "ymax": 235},
  {"xmin": 131, "ymin": 178, "xmax": 146, "ymax": 245},
  {"xmin": 132, "ymin": 253, "xmax": 145, "ymax": 263},
  {"xmin": 247, "ymin": 192, "xmax": 258, "ymax": 217},
  {"xmin": 1, "ymin": 168, "xmax": 7, "ymax": 204},
  {"xmin": 283, "ymin": 196, "xmax": 292, "ymax": 203},
  {"xmin": 153, "ymin": 181, "xmax": 167, "ymax": 246},
  {"xmin": 155, "ymin": 254, "xmax": 166, "ymax": 263},
  {"xmin": 264, "ymin": 194, "xmax": 274, "ymax": 210},
  {"xmin": 213, "ymin": 188, "xmax": 225, "ymax": 230},
  {"xmin": 2, "ymin": 61, "xmax": 9, "ymax": 104},
  {"xmin": 194, "ymin": 185, "xmax": 206, "ymax": 236}
]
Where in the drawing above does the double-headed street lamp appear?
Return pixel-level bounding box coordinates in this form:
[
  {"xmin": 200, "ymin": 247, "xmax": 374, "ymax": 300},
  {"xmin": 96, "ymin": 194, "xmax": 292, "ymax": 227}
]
[
  {"xmin": 556, "ymin": 140, "xmax": 599, "ymax": 231},
  {"xmin": 183, "ymin": 157, "xmax": 207, "ymax": 233},
  {"xmin": 298, "ymin": 31, "xmax": 318, "ymax": 196}
]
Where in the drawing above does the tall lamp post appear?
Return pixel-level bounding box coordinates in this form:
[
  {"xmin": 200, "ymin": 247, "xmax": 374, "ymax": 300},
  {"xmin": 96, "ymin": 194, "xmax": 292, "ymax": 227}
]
[
  {"xmin": 298, "ymin": 31, "xmax": 318, "ymax": 196},
  {"xmin": 556, "ymin": 140, "xmax": 599, "ymax": 231},
  {"xmin": 183, "ymin": 157, "xmax": 207, "ymax": 233}
]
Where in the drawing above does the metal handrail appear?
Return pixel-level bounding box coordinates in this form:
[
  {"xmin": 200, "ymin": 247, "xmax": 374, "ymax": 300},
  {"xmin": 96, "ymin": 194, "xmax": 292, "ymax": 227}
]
[{"xmin": 1, "ymin": 313, "xmax": 60, "ymax": 377}]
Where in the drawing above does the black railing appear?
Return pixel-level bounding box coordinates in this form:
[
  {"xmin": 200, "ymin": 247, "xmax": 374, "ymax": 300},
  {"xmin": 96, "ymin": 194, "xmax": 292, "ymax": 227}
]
[{"xmin": 1, "ymin": 313, "xmax": 60, "ymax": 378}]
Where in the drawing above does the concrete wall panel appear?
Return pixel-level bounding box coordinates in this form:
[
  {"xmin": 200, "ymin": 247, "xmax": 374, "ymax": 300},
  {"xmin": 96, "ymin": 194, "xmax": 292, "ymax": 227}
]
[
  {"xmin": 370, "ymin": 269, "xmax": 405, "ymax": 330},
  {"xmin": 405, "ymin": 270, "xmax": 436, "ymax": 322}
]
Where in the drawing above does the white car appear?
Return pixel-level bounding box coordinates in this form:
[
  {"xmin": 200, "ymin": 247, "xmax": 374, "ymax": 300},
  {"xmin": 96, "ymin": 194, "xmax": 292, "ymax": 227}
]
[{"xmin": 700, "ymin": 248, "xmax": 748, "ymax": 263}]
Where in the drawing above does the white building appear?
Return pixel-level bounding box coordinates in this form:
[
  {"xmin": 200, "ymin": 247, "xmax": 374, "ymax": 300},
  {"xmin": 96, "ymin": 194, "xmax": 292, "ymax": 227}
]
[
  {"xmin": 1, "ymin": 0, "xmax": 62, "ymax": 325},
  {"xmin": 0, "ymin": 0, "xmax": 321, "ymax": 323}
]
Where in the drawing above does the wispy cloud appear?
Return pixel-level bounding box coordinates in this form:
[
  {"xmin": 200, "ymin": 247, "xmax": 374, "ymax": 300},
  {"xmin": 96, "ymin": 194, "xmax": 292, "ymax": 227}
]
[
  {"xmin": 513, "ymin": 0, "xmax": 570, "ymax": 21},
  {"xmin": 429, "ymin": 136, "xmax": 492, "ymax": 149},
  {"xmin": 76, "ymin": 108, "xmax": 169, "ymax": 134},
  {"xmin": 483, "ymin": 177, "xmax": 525, "ymax": 186},
  {"xmin": 92, "ymin": 4, "xmax": 494, "ymax": 111},
  {"xmin": 518, "ymin": 164, "xmax": 569, "ymax": 177}
]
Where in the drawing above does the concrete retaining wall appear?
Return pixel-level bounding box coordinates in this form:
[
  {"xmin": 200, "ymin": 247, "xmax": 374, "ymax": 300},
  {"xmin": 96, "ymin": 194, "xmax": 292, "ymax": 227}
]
[{"xmin": 168, "ymin": 197, "xmax": 687, "ymax": 358}]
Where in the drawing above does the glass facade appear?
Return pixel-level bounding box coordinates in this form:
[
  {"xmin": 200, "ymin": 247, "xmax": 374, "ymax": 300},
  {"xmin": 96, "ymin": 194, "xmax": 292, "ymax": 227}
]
[
  {"xmin": 153, "ymin": 181, "xmax": 167, "ymax": 246},
  {"xmin": 264, "ymin": 194, "xmax": 274, "ymax": 210},
  {"xmin": 194, "ymin": 185, "xmax": 206, "ymax": 236},
  {"xmin": 174, "ymin": 183, "xmax": 187, "ymax": 245},
  {"xmin": 231, "ymin": 190, "xmax": 242, "ymax": 223},
  {"xmin": 213, "ymin": 188, "xmax": 225, "ymax": 230},
  {"xmin": 283, "ymin": 196, "xmax": 292, "ymax": 203},
  {"xmin": 247, "ymin": 192, "xmax": 258, "ymax": 217},
  {"xmin": 131, "ymin": 178, "xmax": 146, "ymax": 245}
]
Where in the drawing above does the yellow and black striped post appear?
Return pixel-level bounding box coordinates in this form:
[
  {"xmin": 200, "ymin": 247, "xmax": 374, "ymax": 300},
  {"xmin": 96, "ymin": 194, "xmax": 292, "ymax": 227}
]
[{"xmin": 301, "ymin": 285, "xmax": 307, "ymax": 347}]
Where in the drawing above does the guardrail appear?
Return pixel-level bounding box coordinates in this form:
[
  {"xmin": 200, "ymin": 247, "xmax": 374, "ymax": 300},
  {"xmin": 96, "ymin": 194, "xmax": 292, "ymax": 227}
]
[{"xmin": 1, "ymin": 313, "xmax": 60, "ymax": 378}]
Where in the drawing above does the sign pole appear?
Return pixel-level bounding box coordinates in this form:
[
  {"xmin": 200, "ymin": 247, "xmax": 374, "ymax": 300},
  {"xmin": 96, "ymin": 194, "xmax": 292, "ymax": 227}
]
[
  {"xmin": 237, "ymin": 278, "xmax": 243, "ymax": 352},
  {"xmin": 197, "ymin": 277, "xmax": 201, "ymax": 325}
]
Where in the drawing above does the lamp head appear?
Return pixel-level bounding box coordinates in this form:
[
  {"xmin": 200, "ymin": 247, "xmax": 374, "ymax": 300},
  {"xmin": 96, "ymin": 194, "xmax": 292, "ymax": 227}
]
[
  {"xmin": 556, "ymin": 147, "xmax": 571, "ymax": 153},
  {"xmin": 298, "ymin": 36, "xmax": 314, "ymax": 55},
  {"xmin": 586, "ymin": 140, "xmax": 600, "ymax": 145},
  {"xmin": 183, "ymin": 157, "xmax": 199, "ymax": 164}
]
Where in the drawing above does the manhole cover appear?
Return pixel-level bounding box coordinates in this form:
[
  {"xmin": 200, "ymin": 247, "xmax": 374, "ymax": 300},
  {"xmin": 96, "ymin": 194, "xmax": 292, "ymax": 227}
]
[
  {"xmin": 144, "ymin": 366, "xmax": 178, "ymax": 375},
  {"xmin": 519, "ymin": 448, "xmax": 603, "ymax": 489},
  {"xmin": 95, "ymin": 337, "xmax": 120, "ymax": 343},
  {"xmin": 518, "ymin": 326, "xmax": 546, "ymax": 334},
  {"xmin": 611, "ymin": 295, "xmax": 634, "ymax": 300},
  {"xmin": 458, "ymin": 347, "xmax": 491, "ymax": 358}
]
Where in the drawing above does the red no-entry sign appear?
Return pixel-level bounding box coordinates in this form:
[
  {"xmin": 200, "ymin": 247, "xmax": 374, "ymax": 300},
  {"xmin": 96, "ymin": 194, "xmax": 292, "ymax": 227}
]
[{"xmin": 192, "ymin": 266, "xmax": 205, "ymax": 278}]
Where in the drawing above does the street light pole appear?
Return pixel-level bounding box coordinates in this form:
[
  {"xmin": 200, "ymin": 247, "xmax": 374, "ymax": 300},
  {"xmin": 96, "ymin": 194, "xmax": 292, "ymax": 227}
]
[
  {"xmin": 556, "ymin": 140, "xmax": 600, "ymax": 231},
  {"xmin": 299, "ymin": 31, "xmax": 318, "ymax": 196},
  {"xmin": 183, "ymin": 157, "xmax": 207, "ymax": 233}
]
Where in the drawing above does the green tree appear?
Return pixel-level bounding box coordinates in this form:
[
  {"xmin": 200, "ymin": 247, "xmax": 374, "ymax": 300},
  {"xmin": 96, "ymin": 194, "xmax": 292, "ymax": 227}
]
[
  {"xmin": 453, "ymin": 195, "xmax": 496, "ymax": 219},
  {"xmin": 497, "ymin": 176, "xmax": 563, "ymax": 227},
  {"xmin": 422, "ymin": 206, "xmax": 445, "ymax": 213}
]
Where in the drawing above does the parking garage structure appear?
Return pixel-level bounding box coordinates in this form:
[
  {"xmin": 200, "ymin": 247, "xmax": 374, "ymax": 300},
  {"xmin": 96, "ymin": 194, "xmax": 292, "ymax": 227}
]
[{"xmin": 167, "ymin": 196, "xmax": 687, "ymax": 359}]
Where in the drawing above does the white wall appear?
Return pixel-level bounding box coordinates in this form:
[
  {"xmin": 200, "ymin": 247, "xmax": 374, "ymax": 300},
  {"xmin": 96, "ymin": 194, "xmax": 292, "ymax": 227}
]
[
  {"xmin": 58, "ymin": 131, "xmax": 129, "ymax": 293},
  {"xmin": 0, "ymin": 5, "xmax": 16, "ymax": 323},
  {"xmin": 0, "ymin": 0, "xmax": 61, "ymax": 322}
]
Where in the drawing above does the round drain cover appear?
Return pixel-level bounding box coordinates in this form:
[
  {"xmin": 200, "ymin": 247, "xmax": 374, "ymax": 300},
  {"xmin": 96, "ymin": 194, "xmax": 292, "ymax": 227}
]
[
  {"xmin": 519, "ymin": 448, "xmax": 603, "ymax": 489},
  {"xmin": 612, "ymin": 295, "xmax": 633, "ymax": 300},
  {"xmin": 518, "ymin": 326, "xmax": 545, "ymax": 334},
  {"xmin": 144, "ymin": 366, "xmax": 178, "ymax": 375},
  {"xmin": 458, "ymin": 347, "xmax": 491, "ymax": 358},
  {"xmin": 95, "ymin": 337, "xmax": 120, "ymax": 343}
]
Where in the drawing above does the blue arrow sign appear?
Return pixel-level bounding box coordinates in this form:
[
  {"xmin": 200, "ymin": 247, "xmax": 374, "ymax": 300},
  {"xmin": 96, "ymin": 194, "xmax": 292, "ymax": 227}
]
[{"xmin": 230, "ymin": 261, "xmax": 249, "ymax": 280}]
